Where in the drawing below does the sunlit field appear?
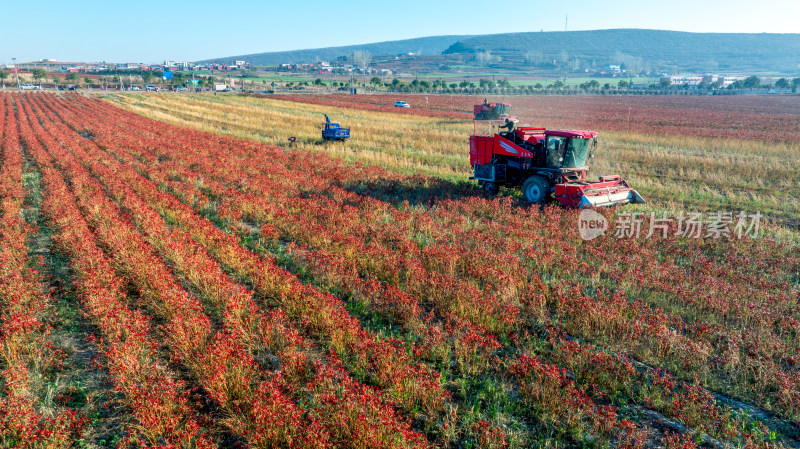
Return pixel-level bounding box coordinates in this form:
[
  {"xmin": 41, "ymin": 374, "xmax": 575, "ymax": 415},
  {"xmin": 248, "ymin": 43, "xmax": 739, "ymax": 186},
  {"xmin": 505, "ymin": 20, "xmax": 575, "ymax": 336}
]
[
  {"xmin": 1, "ymin": 91, "xmax": 797, "ymax": 448},
  {"xmin": 110, "ymin": 92, "xmax": 800, "ymax": 233}
]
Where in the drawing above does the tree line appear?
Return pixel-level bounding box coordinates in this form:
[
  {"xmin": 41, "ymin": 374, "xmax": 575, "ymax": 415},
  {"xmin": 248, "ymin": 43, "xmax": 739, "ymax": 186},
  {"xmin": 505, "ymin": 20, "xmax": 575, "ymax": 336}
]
[{"xmin": 302, "ymin": 76, "xmax": 800, "ymax": 95}]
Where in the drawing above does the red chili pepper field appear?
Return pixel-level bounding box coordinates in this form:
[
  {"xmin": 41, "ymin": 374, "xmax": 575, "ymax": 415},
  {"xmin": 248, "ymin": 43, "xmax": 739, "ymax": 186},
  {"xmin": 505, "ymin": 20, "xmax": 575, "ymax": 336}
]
[{"xmin": 0, "ymin": 91, "xmax": 798, "ymax": 448}]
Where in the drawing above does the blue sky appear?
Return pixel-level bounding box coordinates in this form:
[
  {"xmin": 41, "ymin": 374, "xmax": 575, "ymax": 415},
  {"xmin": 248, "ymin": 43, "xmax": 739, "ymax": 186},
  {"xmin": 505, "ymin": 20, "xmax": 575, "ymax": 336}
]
[{"xmin": 2, "ymin": 0, "xmax": 797, "ymax": 64}]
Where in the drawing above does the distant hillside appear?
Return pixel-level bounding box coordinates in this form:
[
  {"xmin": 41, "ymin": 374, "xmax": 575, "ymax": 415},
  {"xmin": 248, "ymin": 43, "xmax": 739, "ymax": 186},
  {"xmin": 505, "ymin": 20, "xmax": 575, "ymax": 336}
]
[
  {"xmin": 198, "ymin": 35, "xmax": 475, "ymax": 66},
  {"xmin": 200, "ymin": 29, "xmax": 800, "ymax": 75},
  {"xmin": 443, "ymin": 29, "xmax": 800, "ymax": 74}
]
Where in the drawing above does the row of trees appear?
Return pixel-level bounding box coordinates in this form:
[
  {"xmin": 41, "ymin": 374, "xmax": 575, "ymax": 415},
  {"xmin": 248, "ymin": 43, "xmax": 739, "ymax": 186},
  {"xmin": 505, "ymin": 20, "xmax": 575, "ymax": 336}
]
[
  {"xmin": 664, "ymin": 76, "xmax": 800, "ymax": 92},
  {"xmin": 302, "ymin": 75, "xmax": 800, "ymax": 95},
  {"xmin": 6, "ymin": 68, "xmax": 797, "ymax": 95},
  {"xmin": 0, "ymin": 70, "xmax": 93, "ymax": 87},
  {"xmin": 0, "ymin": 69, "xmax": 231, "ymax": 90}
]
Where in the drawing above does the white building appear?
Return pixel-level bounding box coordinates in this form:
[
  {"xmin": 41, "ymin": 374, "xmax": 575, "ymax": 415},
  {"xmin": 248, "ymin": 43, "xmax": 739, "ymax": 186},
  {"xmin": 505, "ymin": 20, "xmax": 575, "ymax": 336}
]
[
  {"xmin": 720, "ymin": 75, "xmax": 746, "ymax": 87},
  {"xmin": 660, "ymin": 75, "xmax": 703, "ymax": 86}
]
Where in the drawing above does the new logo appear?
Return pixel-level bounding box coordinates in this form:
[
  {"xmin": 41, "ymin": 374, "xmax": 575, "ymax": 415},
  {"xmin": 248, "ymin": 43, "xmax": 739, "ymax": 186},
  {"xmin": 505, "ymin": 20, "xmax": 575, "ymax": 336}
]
[{"xmin": 578, "ymin": 209, "xmax": 608, "ymax": 240}]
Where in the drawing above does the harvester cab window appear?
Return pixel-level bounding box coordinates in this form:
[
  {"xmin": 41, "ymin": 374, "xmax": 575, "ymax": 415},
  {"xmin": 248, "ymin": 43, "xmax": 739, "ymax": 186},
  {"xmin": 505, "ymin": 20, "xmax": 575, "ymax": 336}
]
[
  {"xmin": 562, "ymin": 138, "xmax": 590, "ymax": 168},
  {"xmin": 546, "ymin": 136, "xmax": 568, "ymax": 168}
]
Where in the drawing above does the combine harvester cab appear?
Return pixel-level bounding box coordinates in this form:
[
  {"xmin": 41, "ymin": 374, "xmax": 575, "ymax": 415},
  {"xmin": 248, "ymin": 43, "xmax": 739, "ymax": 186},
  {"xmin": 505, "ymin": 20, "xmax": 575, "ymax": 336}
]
[{"xmin": 469, "ymin": 105, "xmax": 644, "ymax": 208}]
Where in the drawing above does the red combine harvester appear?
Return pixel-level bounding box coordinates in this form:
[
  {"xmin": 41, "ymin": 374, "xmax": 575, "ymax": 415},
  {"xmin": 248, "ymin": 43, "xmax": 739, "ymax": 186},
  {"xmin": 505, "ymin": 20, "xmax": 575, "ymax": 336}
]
[
  {"xmin": 469, "ymin": 104, "xmax": 644, "ymax": 207},
  {"xmin": 474, "ymin": 100, "xmax": 511, "ymax": 120}
]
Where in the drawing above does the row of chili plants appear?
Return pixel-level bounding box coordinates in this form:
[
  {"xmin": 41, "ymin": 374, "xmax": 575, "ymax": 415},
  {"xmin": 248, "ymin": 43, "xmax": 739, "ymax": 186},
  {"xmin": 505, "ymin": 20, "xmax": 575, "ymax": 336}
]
[
  {"xmin": 86, "ymin": 102, "xmax": 656, "ymax": 444},
  {"xmin": 43, "ymin": 89, "xmax": 536, "ymax": 446},
  {"xmin": 54, "ymin": 93, "xmax": 788, "ymax": 444},
  {"xmin": 21, "ymin": 91, "xmax": 433, "ymax": 448},
  {"xmin": 155, "ymin": 106, "xmax": 799, "ymax": 424},
  {"xmin": 42, "ymin": 96, "xmax": 636, "ymax": 442},
  {"xmin": 92, "ymin": 93, "xmax": 800, "ymax": 440},
  {"xmin": 0, "ymin": 91, "xmax": 87, "ymax": 445},
  {"xmin": 58, "ymin": 94, "xmax": 664, "ymax": 446},
  {"xmin": 81, "ymin": 92, "xmax": 795, "ymax": 392},
  {"xmin": 12, "ymin": 92, "xmax": 224, "ymax": 447}
]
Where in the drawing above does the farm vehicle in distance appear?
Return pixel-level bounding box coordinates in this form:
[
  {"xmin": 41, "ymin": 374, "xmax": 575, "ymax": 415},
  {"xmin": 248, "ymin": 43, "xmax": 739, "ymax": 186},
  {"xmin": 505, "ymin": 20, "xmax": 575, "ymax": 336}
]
[{"xmin": 321, "ymin": 115, "xmax": 350, "ymax": 142}]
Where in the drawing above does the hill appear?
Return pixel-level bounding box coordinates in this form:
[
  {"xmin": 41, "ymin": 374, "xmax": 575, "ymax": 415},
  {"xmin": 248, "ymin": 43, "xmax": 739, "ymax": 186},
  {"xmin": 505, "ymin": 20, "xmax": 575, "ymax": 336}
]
[
  {"xmin": 443, "ymin": 29, "xmax": 800, "ymax": 74},
  {"xmin": 200, "ymin": 29, "xmax": 800, "ymax": 75},
  {"xmin": 197, "ymin": 35, "xmax": 475, "ymax": 66}
]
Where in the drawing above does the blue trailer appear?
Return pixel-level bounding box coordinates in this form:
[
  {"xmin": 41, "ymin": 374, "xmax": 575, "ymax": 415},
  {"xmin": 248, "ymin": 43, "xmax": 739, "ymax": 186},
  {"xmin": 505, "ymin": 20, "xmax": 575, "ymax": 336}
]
[{"xmin": 322, "ymin": 115, "xmax": 350, "ymax": 142}]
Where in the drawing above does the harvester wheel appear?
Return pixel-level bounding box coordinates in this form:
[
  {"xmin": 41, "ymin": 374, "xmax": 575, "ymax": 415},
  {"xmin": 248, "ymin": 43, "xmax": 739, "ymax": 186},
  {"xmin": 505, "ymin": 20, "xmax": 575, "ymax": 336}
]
[
  {"xmin": 522, "ymin": 176, "xmax": 550, "ymax": 204},
  {"xmin": 482, "ymin": 181, "xmax": 498, "ymax": 196}
]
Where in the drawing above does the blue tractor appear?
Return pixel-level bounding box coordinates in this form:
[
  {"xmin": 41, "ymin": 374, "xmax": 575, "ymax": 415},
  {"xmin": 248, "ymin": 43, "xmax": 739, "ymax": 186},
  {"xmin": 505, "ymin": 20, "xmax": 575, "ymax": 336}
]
[{"xmin": 321, "ymin": 115, "xmax": 350, "ymax": 142}]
